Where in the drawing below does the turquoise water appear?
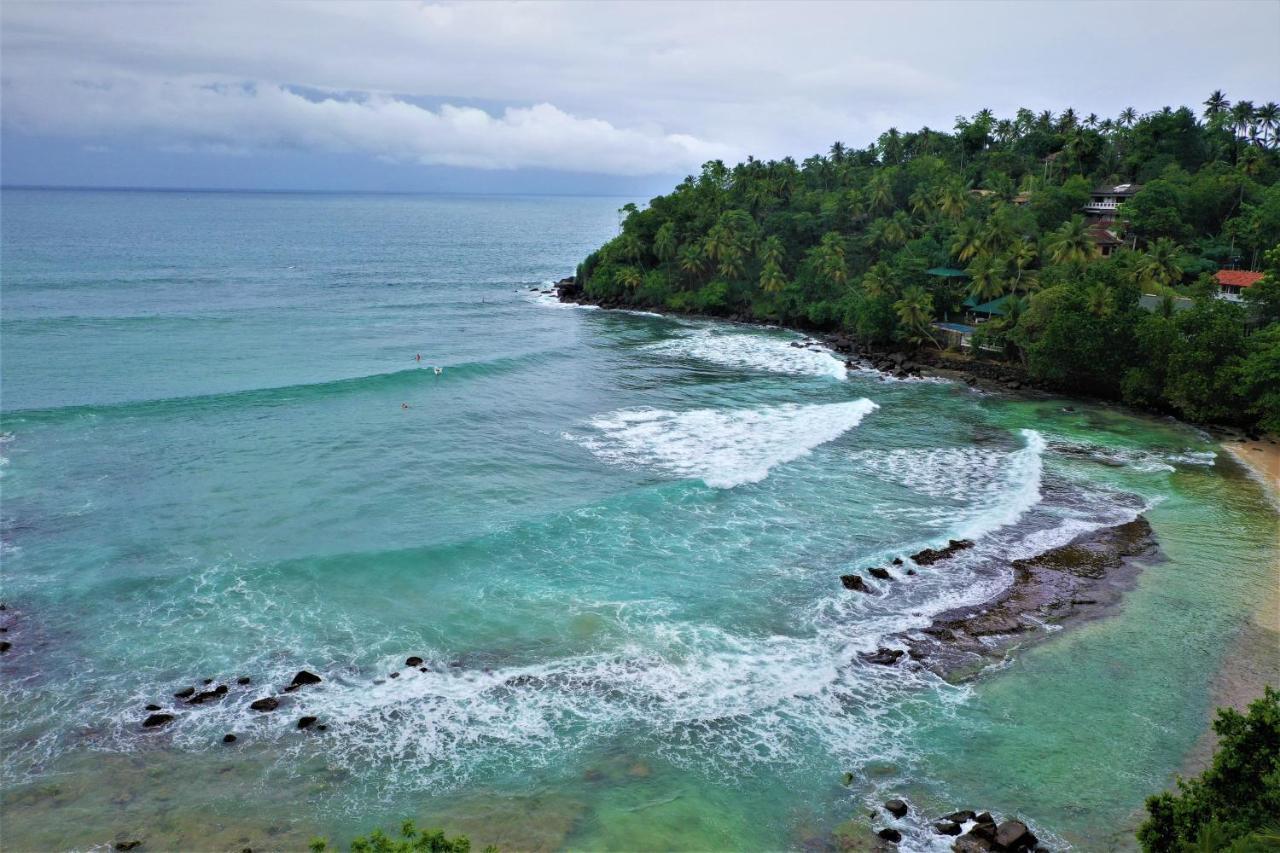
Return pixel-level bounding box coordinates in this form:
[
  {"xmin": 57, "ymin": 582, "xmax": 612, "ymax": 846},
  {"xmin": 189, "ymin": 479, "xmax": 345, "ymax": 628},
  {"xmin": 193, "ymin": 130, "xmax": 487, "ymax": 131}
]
[{"xmin": 1, "ymin": 189, "xmax": 1275, "ymax": 852}]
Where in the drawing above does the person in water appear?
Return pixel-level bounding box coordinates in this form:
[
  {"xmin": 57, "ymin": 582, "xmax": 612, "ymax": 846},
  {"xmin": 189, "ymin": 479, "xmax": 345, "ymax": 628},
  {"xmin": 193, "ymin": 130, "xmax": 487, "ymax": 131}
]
[
  {"xmin": 416, "ymin": 353, "xmax": 421, "ymax": 363},
  {"xmin": 401, "ymin": 402, "xmax": 409, "ymax": 409}
]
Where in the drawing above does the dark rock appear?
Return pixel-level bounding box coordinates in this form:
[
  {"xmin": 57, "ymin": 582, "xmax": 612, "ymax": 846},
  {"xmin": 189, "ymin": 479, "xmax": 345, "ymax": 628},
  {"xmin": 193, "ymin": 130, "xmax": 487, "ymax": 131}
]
[
  {"xmin": 223, "ymin": 734, "xmax": 237, "ymax": 743},
  {"xmin": 995, "ymin": 820, "xmax": 1036, "ymax": 851},
  {"xmin": 290, "ymin": 670, "xmax": 322, "ymax": 688},
  {"xmin": 952, "ymin": 837, "xmax": 993, "ymax": 853},
  {"xmin": 891, "ymin": 558, "xmax": 903, "ymax": 566},
  {"xmin": 419, "ymin": 667, "xmax": 429, "ymax": 673},
  {"xmin": 0, "ymin": 641, "xmax": 10, "ymax": 653},
  {"xmin": 142, "ymin": 713, "xmax": 174, "ymax": 728},
  {"xmin": 869, "ymin": 567, "xmax": 893, "ymax": 581},
  {"xmin": 906, "ymin": 569, "xmax": 917, "ymax": 576},
  {"xmin": 389, "ymin": 672, "xmax": 400, "ymax": 678},
  {"xmin": 214, "ymin": 684, "xmax": 229, "ymax": 694},
  {"xmin": 202, "ymin": 678, "xmax": 214, "ymax": 685},
  {"xmin": 910, "ymin": 539, "xmax": 975, "ymax": 566},
  {"xmin": 884, "ymin": 799, "xmax": 908, "ymax": 818},
  {"xmin": 841, "ymin": 574, "xmax": 871, "ymax": 592},
  {"xmin": 188, "ymin": 690, "xmax": 225, "ymax": 705},
  {"xmin": 974, "ymin": 812, "xmax": 994, "ymax": 825},
  {"xmin": 316, "ymin": 724, "xmax": 328, "ymax": 732},
  {"xmin": 297, "ymin": 716, "xmax": 317, "ymax": 730},
  {"xmin": 115, "ymin": 842, "xmax": 142, "ymax": 851},
  {"xmin": 173, "ymin": 687, "xmax": 195, "ymax": 699},
  {"xmin": 861, "ymin": 648, "xmax": 904, "ymax": 666},
  {"xmin": 405, "ymin": 656, "xmax": 424, "ymax": 667},
  {"xmin": 449, "ymin": 660, "xmax": 462, "ymax": 668},
  {"xmin": 934, "ymin": 820, "xmax": 962, "ymax": 836},
  {"xmin": 877, "ymin": 827, "xmax": 902, "ymax": 843},
  {"xmin": 237, "ymin": 676, "xmax": 251, "ymax": 685},
  {"xmin": 249, "ymin": 697, "xmax": 279, "ymax": 712},
  {"xmin": 144, "ymin": 704, "xmax": 161, "ymax": 711},
  {"xmin": 942, "ymin": 810, "xmax": 976, "ymax": 824}
]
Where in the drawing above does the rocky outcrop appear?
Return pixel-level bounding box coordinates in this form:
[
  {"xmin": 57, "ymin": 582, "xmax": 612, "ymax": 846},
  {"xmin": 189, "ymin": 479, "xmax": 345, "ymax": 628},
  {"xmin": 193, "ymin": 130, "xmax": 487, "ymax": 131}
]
[
  {"xmin": 900, "ymin": 517, "xmax": 1157, "ymax": 681},
  {"xmin": 909, "ymin": 539, "xmax": 974, "ymax": 566},
  {"xmin": 841, "ymin": 574, "xmax": 872, "ymax": 593},
  {"xmin": 141, "ymin": 713, "xmax": 174, "ymax": 729},
  {"xmin": 249, "ymin": 697, "xmax": 279, "ymax": 712}
]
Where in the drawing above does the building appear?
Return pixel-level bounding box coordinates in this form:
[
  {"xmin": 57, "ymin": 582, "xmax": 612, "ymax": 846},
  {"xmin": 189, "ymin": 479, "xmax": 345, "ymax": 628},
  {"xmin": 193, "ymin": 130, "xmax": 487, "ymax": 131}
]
[
  {"xmin": 1084, "ymin": 183, "xmax": 1141, "ymax": 217},
  {"xmin": 1213, "ymin": 270, "xmax": 1263, "ymax": 302},
  {"xmin": 1086, "ymin": 221, "xmax": 1128, "ymax": 257}
]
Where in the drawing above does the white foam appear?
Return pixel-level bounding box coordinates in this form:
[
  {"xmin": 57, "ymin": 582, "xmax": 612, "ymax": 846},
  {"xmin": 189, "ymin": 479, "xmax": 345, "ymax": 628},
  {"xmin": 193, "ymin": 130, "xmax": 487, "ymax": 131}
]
[
  {"xmin": 646, "ymin": 328, "xmax": 848, "ymax": 380},
  {"xmin": 566, "ymin": 400, "xmax": 878, "ymax": 489}
]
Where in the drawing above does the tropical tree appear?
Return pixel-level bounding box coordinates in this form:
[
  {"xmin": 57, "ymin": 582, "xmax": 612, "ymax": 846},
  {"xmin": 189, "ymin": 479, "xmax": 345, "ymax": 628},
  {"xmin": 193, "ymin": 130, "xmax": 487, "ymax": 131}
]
[
  {"xmin": 867, "ymin": 171, "xmax": 894, "ymax": 213},
  {"xmin": 1119, "ymin": 107, "xmax": 1138, "ymax": 128},
  {"xmin": 1139, "ymin": 238, "xmax": 1183, "ymax": 289},
  {"xmin": 950, "ymin": 219, "xmax": 985, "ymax": 263},
  {"xmin": 653, "ymin": 222, "xmax": 677, "ymax": 262},
  {"xmin": 937, "ymin": 180, "xmax": 968, "ymax": 220},
  {"xmin": 758, "ymin": 235, "xmax": 785, "ymax": 269},
  {"xmin": 677, "ymin": 243, "xmax": 706, "ymax": 283},
  {"xmin": 1084, "ymin": 281, "xmax": 1116, "ymax": 318},
  {"xmin": 966, "ymin": 254, "xmax": 1007, "ymax": 301},
  {"xmin": 616, "ymin": 266, "xmax": 642, "ymax": 290},
  {"xmin": 861, "ymin": 262, "xmax": 896, "ymax": 299},
  {"xmin": 1045, "ymin": 216, "xmax": 1097, "ymax": 265},
  {"xmin": 893, "ymin": 286, "xmax": 936, "ymax": 347},
  {"xmin": 1203, "ymin": 89, "xmax": 1231, "ymax": 122},
  {"xmin": 759, "ymin": 260, "xmax": 787, "ymax": 293},
  {"xmin": 817, "ymin": 231, "xmax": 848, "ymax": 285}
]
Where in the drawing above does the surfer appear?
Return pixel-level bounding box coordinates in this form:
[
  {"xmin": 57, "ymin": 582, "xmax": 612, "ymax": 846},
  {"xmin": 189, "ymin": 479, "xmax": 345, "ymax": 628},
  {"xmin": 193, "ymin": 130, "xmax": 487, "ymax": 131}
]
[{"xmin": 434, "ymin": 367, "xmax": 443, "ymax": 377}]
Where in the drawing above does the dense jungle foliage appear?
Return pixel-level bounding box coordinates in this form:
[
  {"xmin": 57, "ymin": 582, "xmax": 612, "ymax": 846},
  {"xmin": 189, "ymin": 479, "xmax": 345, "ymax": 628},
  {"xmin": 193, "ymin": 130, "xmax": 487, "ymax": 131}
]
[{"xmin": 578, "ymin": 93, "xmax": 1280, "ymax": 430}]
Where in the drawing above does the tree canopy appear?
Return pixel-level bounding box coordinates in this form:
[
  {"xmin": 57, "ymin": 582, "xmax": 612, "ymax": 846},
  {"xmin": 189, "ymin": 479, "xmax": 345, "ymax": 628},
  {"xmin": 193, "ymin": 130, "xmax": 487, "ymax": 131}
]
[{"xmin": 577, "ymin": 94, "xmax": 1280, "ymax": 430}]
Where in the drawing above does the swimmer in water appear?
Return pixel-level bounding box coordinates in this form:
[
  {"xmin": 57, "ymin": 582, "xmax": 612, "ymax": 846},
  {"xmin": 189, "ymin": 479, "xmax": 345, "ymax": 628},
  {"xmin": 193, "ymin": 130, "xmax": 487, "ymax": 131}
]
[
  {"xmin": 434, "ymin": 367, "xmax": 443, "ymax": 377},
  {"xmin": 415, "ymin": 353, "xmax": 422, "ymax": 363},
  {"xmin": 401, "ymin": 402, "xmax": 409, "ymax": 409}
]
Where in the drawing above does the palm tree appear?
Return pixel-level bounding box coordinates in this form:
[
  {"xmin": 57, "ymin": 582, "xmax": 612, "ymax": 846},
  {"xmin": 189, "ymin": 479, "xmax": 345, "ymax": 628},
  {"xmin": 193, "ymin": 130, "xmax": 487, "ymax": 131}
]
[
  {"xmin": 1140, "ymin": 238, "xmax": 1183, "ymax": 288},
  {"xmin": 1230, "ymin": 101, "xmax": 1256, "ymax": 140},
  {"xmin": 1119, "ymin": 107, "xmax": 1137, "ymax": 128},
  {"xmin": 1257, "ymin": 102, "xmax": 1280, "ymax": 147},
  {"xmin": 1084, "ymin": 282, "xmax": 1115, "ymax": 318},
  {"xmin": 653, "ymin": 222, "xmax": 677, "ymax": 262},
  {"xmin": 817, "ymin": 232, "xmax": 848, "ymax": 286},
  {"xmin": 937, "ymin": 180, "xmax": 968, "ymax": 220},
  {"xmin": 867, "ymin": 172, "xmax": 894, "ymax": 214},
  {"xmin": 829, "ymin": 141, "xmax": 847, "ymax": 164},
  {"xmin": 677, "ymin": 244, "xmax": 706, "ymax": 283},
  {"xmin": 861, "ymin": 262, "xmax": 895, "ymax": 299},
  {"xmin": 1009, "ymin": 239, "xmax": 1038, "ymax": 291},
  {"xmin": 1203, "ymin": 90, "xmax": 1231, "ymax": 122},
  {"xmin": 909, "ymin": 187, "xmax": 932, "ymax": 217},
  {"xmin": 759, "ymin": 260, "xmax": 787, "ymax": 294},
  {"xmin": 966, "ymin": 254, "xmax": 1006, "ymax": 302},
  {"xmin": 950, "ymin": 219, "xmax": 984, "ymax": 263},
  {"xmin": 1045, "ymin": 216, "xmax": 1097, "ymax": 265},
  {"xmin": 758, "ymin": 235, "xmax": 785, "ymax": 269},
  {"xmin": 616, "ymin": 266, "xmax": 642, "ymax": 290},
  {"xmin": 1084, "ymin": 113, "xmax": 1099, "ymax": 129},
  {"xmin": 893, "ymin": 286, "xmax": 937, "ymax": 347}
]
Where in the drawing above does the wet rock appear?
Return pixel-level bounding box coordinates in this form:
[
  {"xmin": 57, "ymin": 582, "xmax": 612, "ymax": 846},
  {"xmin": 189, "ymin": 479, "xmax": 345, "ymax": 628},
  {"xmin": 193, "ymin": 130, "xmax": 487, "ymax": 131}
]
[
  {"xmin": 115, "ymin": 841, "xmax": 142, "ymax": 851},
  {"xmin": 505, "ymin": 673, "xmax": 544, "ymax": 688},
  {"xmin": 188, "ymin": 689, "xmax": 225, "ymax": 705},
  {"xmin": 841, "ymin": 771, "xmax": 854, "ymax": 786},
  {"xmin": 290, "ymin": 670, "xmax": 322, "ymax": 688},
  {"xmin": 144, "ymin": 703, "xmax": 161, "ymax": 711},
  {"xmin": 877, "ymin": 827, "xmax": 902, "ymax": 843},
  {"xmin": 405, "ymin": 656, "xmax": 424, "ymax": 667},
  {"xmin": 297, "ymin": 716, "xmax": 317, "ymax": 730},
  {"xmin": 223, "ymin": 733, "xmax": 237, "ymax": 743},
  {"xmin": 869, "ymin": 567, "xmax": 893, "ymax": 581},
  {"xmin": 841, "ymin": 574, "xmax": 871, "ymax": 593},
  {"xmin": 237, "ymin": 676, "xmax": 251, "ymax": 685},
  {"xmin": 906, "ymin": 569, "xmax": 917, "ymax": 576},
  {"xmin": 419, "ymin": 667, "xmax": 429, "ymax": 673},
  {"xmin": 891, "ymin": 558, "xmax": 903, "ymax": 566},
  {"xmin": 910, "ymin": 539, "xmax": 975, "ymax": 566},
  {"xmin": 952, "ymin": 837, "xmax": 993, "ymax": 853},
  {"xmin": 935, "ymin": 820, "xmax": 962, "ymax": 836},
  {"xmin": 249, "ymin": 697, "xmax": 279, "ymax": 712},
  {"xmin": 942, "ymin": 810, "xmax": 976, "ymax": 824},
  {"xmin": 142, "ymin": 713, "xmax": 174, "ymax": 728},
  {"xmin": 884, "ymin": 799, "xmax": 908, "ymax": 818},
  {"xmin": 316, "ymin": 724, "xmax": 328, "ymax": 732},
  {"xmin": 861, "ymin": 648, "xmax": 904, "ymax": 666},
  {"xmin": 995, "ymin": 820, "xmax": 1036, "ymax": 851},
  {"xmin": 0, "ymin": 641, "xmax": 10, "ymax": 653},
  {"xmin": 173, "ymin": 687, "xmax": 195, "ymax": 699},
  {"xmin": 389, "ymin": 672, "xmax": 400, "ymax": 678}
]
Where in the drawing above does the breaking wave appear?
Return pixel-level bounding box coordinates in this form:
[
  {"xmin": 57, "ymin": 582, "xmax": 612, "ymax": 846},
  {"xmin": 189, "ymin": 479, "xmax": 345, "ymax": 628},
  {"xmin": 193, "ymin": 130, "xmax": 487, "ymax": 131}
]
[
  {"xmin": 565, "ymin": 399, "xmax": 879, "ymax": 488},
  {"xmin": 645, "ymin": 328, "xmax": 848, "ymax": 380}
]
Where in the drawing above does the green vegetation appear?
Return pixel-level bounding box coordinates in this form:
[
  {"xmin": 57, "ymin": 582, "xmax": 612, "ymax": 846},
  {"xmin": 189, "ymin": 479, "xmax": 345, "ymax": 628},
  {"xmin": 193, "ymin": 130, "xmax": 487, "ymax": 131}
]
[
  {"xmin": 577, "ymin": 93, "xmax": 1280, "ymax": 430},
  {"xmin": 309, "ymin": 821, "xmax": 496, "ymax": 853},
  {"xmin": 1138, "ymin": 686, "xmax": 1280, "ymax": 852}
]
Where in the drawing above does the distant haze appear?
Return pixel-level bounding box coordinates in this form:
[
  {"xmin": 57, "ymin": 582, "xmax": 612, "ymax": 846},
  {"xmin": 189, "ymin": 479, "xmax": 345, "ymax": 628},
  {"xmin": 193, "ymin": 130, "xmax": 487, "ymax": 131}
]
[{"xmin": 2, "ymin": 0, "xmax": 1277, "ymax": 193}]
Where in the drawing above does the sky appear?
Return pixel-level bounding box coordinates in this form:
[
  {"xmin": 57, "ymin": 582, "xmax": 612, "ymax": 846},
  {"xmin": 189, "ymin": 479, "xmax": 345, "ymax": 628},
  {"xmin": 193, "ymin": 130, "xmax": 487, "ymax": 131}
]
[{"xmin": 2, "ymin": 0, "xmax": 1278, "ymax": 194}]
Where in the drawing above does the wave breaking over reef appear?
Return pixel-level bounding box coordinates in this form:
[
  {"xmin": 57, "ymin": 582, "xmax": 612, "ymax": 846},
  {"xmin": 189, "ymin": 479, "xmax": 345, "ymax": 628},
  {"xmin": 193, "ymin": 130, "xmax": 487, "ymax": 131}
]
[{"xmin": 564, "ymin": 399, "xmax": 878, "ymax": 488}]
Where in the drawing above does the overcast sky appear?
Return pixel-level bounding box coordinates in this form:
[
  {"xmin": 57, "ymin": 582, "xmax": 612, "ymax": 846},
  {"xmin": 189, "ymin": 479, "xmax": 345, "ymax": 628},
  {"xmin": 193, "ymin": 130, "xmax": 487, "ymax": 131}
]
[{"xmin": 2, "ymin": 0, "xmax": 1277, "ymax": 193}]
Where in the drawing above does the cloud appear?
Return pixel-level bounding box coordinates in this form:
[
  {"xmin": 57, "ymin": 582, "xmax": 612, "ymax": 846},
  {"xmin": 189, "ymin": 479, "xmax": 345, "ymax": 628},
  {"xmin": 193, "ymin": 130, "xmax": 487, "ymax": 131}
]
[
  {"xmin": 3, "ymin": 75, "xmax": 737, "ymax": 175},
  {"xmin": 2, "ymin": 0, "xmax": 1278, "ymax": 181}
]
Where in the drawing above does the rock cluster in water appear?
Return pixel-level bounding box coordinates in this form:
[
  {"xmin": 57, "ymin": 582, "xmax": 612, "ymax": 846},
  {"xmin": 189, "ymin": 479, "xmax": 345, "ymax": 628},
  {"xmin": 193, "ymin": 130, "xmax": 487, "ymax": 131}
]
[{"xmin": 856, "ymin": 799, "xmax": 1043, "ymax": 851}]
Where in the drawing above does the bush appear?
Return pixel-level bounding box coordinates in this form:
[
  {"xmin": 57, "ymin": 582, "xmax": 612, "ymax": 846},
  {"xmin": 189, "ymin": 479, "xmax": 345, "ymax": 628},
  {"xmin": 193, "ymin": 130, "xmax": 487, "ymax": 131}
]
[
  {"xmin": 310, "ymin": 820, "xmax": 495, "ymax": 853},
  {"xmin": 1138, "ymin": 686, "xmax": 1280, "ymax": 852}
]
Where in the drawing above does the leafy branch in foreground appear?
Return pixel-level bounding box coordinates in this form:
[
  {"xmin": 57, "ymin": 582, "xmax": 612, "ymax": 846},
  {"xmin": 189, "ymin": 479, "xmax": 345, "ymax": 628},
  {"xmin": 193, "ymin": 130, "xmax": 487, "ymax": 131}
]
[
  {"xmin": 1138, "ymin": 686, "xmax": 1280, "ymax": 852},
  {"xmin": 309, "ymin": 820, "xmax": 497, "ymax": 853}
]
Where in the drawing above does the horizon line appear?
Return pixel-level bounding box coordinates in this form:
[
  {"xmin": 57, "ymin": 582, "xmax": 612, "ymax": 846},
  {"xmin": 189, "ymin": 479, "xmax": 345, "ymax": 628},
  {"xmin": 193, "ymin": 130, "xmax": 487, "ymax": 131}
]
[{"xmin": 0, "ymin": 183, "xmax": 643, "ymax": 199}]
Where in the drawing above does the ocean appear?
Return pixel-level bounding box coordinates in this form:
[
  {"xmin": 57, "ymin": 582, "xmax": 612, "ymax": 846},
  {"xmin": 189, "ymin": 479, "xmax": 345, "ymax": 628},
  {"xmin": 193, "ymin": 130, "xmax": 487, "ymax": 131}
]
[{"xmin": 1, "ymin": 188, "xmax": 1276, "ymax": 851}]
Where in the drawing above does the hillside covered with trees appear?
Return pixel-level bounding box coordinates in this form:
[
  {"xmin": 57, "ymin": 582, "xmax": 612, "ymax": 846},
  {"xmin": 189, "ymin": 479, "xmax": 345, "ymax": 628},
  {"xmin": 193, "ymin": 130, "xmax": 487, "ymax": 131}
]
[{"xmin": 575, "ymin": 93, "xmax": 1280, "ymax": 431}]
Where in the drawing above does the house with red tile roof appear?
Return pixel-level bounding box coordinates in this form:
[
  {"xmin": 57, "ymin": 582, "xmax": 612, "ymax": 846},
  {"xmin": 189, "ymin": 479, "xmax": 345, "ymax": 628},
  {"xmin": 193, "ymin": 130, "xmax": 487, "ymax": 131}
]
[{"xmin": 1213, "ymin": 269, "xmax": 1264, "ymax": 302}]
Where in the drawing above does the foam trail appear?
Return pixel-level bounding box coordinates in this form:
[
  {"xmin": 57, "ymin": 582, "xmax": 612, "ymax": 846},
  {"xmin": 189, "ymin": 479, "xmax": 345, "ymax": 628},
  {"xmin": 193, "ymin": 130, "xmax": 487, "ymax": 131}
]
[
  {"xmin": 954, "ymin": 429, "xmax": 1046, "ymax": 540},
  {"xmin": 567, "ymin": 399, "xmax": 878, "ymax": 488},
  {"xmin": 646, "ymin": 328, "xmax": 847, "ymax": 380}
]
